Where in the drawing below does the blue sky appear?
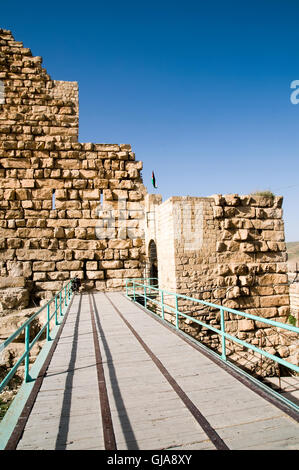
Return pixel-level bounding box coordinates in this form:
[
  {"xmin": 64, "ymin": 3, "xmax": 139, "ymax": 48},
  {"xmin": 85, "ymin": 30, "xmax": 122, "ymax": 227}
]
[{"xmin": 1, "ymin": 0, "xmax": 299, "ymax": 241}]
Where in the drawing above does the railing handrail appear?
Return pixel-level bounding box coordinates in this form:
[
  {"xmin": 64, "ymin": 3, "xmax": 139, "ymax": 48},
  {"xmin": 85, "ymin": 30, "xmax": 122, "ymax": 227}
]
[
  {"xmin": 125, "ymin": 278, "xmax": 299, "ymax": 378},
  {"xmin": 127, "ymin": 279, "xmax": 299, "ymax": 334},
  {"xmin": 0, "ymin": 279, "xmax": 74, "ymax": 393}
]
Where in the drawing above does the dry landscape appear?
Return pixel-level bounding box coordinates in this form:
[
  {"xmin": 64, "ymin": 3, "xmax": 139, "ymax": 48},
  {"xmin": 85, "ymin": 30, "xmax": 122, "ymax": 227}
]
[{"xmin": 287, "ymin": 241, "xmax": 299, "ymax": 272}]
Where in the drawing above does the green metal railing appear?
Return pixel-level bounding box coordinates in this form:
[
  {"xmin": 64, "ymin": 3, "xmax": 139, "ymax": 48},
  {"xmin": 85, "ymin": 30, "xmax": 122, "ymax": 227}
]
[
  {"xmin": 126, "ymin": 278, "xmax": 299, "ymax": 397},
  {"xmin": 0, "ymin": 279, "xmax": 74, "ymax": 393}
]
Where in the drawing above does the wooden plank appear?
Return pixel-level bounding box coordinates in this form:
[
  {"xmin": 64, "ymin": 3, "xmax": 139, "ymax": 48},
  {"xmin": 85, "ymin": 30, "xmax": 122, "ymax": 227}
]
[
  {"xmin": 16, "ymin": 294, "xmax": 104, "ymax": 450},
  {"xmin": 13, "ymin": 291, "xmax": 299, "ymax": 450},
  {"xmin": 105, "ymin": 292, "xmax": 299, "ymax": 450}
]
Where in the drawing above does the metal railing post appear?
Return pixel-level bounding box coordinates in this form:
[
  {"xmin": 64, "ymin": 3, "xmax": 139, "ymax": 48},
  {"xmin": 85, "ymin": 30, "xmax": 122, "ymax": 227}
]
[
  {"xmin": 133, "ymin": 281, "xmax": 136, "ymax": 302},
  {"xmin": 0, "ymin": 279, "xmax": 75, "ymax": 396},
  {"xmin": 175, "ymin": 294, "xmax": 179, "ymax": 329},
  {"xmin": 220, "ymin": 308, "xmax": 226, "ymax": 361},
  {"xmin": 144, "ymin": 283, "xmax": 147, "ymax": 309},
  {"xmin": 47, "ymin": 303, "xmax": 51, "ymax": 341},
  {"xmin": 55, "ymin": 294, "xmax": 58, "ymax": 325},
  {"xmin": 161, "ymin": 290, "xmax": 165, "ymax": 320},
  {"xmin": 65, "ymin": 285, "xmax": 67, "ymax": 307},
  {"xmin": 60, "ymin": 291, "xmax": 62, "ymax": 316},
  {"xmin": 24, "ymin": 324, "xmax": 30, "ymax": 382}
]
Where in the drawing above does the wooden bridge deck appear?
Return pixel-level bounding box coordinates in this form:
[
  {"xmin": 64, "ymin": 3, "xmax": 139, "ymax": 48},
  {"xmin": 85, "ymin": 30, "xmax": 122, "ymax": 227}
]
[{"xmin": 9, "ymin": 292, "xmax": 299, "ymax": 450}]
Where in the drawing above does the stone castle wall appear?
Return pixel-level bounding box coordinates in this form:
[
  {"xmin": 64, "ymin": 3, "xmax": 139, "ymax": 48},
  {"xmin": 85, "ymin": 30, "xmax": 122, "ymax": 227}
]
[
  {"xmin": 147, "ymin": 193, "xmax": 296, "ymax": 374},
  {"xmin": 0, "ymin": 28, "xmax": 297, "ymax": 376}
]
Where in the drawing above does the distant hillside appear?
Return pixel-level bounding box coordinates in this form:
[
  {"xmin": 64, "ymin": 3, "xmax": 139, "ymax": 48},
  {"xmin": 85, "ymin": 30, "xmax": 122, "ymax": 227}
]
[{"xmin": 286, "ymin": 241, "xmax": 299, "ymax": 271}]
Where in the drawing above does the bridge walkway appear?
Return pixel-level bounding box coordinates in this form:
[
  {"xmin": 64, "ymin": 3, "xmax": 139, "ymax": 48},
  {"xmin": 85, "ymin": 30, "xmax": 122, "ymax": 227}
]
[{"xmin": 8, "ymin": 292, "xmax": 299, "ymax": 450}]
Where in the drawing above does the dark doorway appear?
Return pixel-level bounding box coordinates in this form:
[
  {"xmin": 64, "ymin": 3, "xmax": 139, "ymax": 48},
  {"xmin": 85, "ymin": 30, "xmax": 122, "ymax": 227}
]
[{"xmin": 148, "ymin": 240, "xmax": 158, "ymax": 286}]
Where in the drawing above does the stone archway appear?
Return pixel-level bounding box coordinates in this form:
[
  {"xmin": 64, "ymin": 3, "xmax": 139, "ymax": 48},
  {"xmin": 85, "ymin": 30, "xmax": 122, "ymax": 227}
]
[{"xmin": 148, "ymin": 239, "xmax": 158, "ymax": 286}]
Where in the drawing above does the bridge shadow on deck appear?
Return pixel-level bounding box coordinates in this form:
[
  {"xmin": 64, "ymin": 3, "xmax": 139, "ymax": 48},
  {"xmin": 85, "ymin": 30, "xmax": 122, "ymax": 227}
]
[
  {"xmin": 54, "ymin": 293, "xmax": 138, "ymax": 450},
  {"xmin": 91, "ymin": 293, "xmax": 139, "ymax": 450},
  {"xmin": 54, "ymin": 294, "xmax": 82, "ymax": 450}
]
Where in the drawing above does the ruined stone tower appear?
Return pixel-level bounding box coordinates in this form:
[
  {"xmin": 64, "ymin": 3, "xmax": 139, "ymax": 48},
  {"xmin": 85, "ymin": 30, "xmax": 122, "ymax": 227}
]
[
  {"xmin": 0, "ymin": 28, "xmax": 146, "ymax": 304},
  {"xmin": 144, "ymin": 193, "xmax": 296, "ymax": 372}
]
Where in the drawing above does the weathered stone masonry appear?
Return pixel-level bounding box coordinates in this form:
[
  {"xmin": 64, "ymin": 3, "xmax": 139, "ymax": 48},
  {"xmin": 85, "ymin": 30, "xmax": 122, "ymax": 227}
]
[
  {"xmin": 0, "ymin": 28, "xmax": 146, "ymax": 305},
  {"xmin": 145, "ymin": 194, "xmax": 297, "ymax": 373},
  {"xmin": 0, "ymin": 29, "xmax": 297, "ymax": 377}
]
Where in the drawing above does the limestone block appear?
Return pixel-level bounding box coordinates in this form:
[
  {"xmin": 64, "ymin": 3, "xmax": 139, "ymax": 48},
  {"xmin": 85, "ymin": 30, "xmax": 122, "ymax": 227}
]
[
  {"xmin": 75, "ymin": 228, "xmax": 87, "ymax": 239},
  {"xmin": 64, "ymin": 228, "xmax": 75, "ymax": 238},
  {"xmin": 106, "ymin": 279, "xmax": 126, "ymax": 288},
  {"xmin": 74, "ymin": 250, "xmax": 95, "ymax": 260},
  {"xmin": 55, "ymin": 189, "xmax": 67, "ymax": 199},
  {"xmin": 106, "ymin": 268, "xmax": 141, "ymax": 279},
  {"xmin": 256, "ymin": 208, "xmax": 282, "ymax": 219},
  {"xmin": 258, "ymin": 273, "xmax": 288, "ymax": 286},
  {"xmin": 18, "ymin": 228, "xmax": 53, "ymax": 238},
  {"xmin": 67, "ymin": 239, "xmax": 106, "ymax": 250},
  {"xmin": 47, "ymin": 272, "xmax": 69, "ymax": 281},
  {"xmin": 2, "ymin": 159, "xmax": 31, "ymax": 169},
  {"xmin": 217, "ymin": 264, "xmax": 232, "ymax": 276},
  {"xmin": 0, "ymin": 287, "xmax": 29, "ymax": 312},
  {"xmin": 86, "ymin": 271, "xmax": 104, "ymax": 280},
  {"xmin": 223, "ymin": 194, "xmax": 240, "ymax": 206},
  {"xmin": 125, "ymin": 161, "xmax": 142, "ymax": 171},
  {"xmin": 56, "ymin": 159, "xmax": 80, "ymax": 169},
  {"xmin": 47, "ymin": 219, "xmax": 78, "ymax": 227},
  {"xmin": 226, "ymin": 286, "xmax": 242, "ymax": 299},
  {"xmin": 66, "ymin": 210, "xmax": 82, "ymax": 220},
  {"xmin": 216, "ymin": 241, "xmax": 227, "ymax": 252},
  {"xmin": 238, "ymin": 275, "xmax": 255, "ymax": 286},
  {"xmin": 86, "ymin": 261, "xmax": 97, "ymax": 270},
  {"xmin": 226, "ymin": 241, "xmax": 242, "ymax": 252},
  {"xmin": 81, "ymin": 189, "xmax": 100, "ymax": 200},
  {"xmin": 36, "ymin": 179, "xmax": 65, "ymax": 189},
  {"xmin": 238, "ymin": 319, "xmax": 255, "ymax": 331},
  {"xmin": 249, "ymin": 195, "xmax": 274, "ymax": 207},
  {"xmin": 266, "ymin": 242, "xmax": 279, "ymax": 251},
  {"xmin": 0, "ymin": 277, "xmax": 25, "ymax": 288},
  {"xmin": 112, "ymin": 190, "xmax": 128, "ymax": 200},
  {"xmin": 99, "ymin": 260, "xmax": 123, "ymax": 269},
  {"xmin": 4, "ymin": 189, "xmax": 15, "ymax": 200},
  {"xmin": 103, "ymin": 189, "xmax": 113, "ymax": 201},
  {"xmin": 94, "ymin": 178, "xmax": 108, "ymax": 189},
  {"xmin": 213, "ymin": 206, "xmax": 223, "ymax": 218},
  {"xmin": 33, "ymin": 261, "xmax": 55, "ymax": 271},
  {"xmin": 273, "ymin": 196, "xmax": 283, "ymax": 208},
  {"xmin": 263, "ymin": 230, "xmax": 284, "ymax": 242},
  {"xmin": 55, "ymin": 200, "xmax": 81, "ymax": 210},
  {"xmin": 129, "ymin": 191, "xmax": 143, "ymax": 201},
  {"xmin": 108, "ymin": 239, "xmax": 132, "ymax": 249},
  {"xmin": 33, "ymin": 272, "xmax": 47, "ymax": 281},
  {"xmin": 232, "ymin": 264, "xmax": 249, "ymax": 275},
  {"xmin": 72, "ymin": 179, "xmax": 87, "ymax": 189},
  {"xmin": 95, "ymin": 281, "xmax": 106, "ymax": 291},
  {"xmin": 56, "ymin": 260, "xmax": 82, "ymax": 271},
  {"xmin": 240, "ymin": 242, "xmax": 256, "ymax": 253},
  {"xmin": 260, "ymin": 295, "xmax": 290, "ymax": 308},
  {"xmin": 35, "ymin": 281, "xmax": 63, "ymax": 291},
  {"xmin": 16, "ymin": 249, "xmax": 64, "ymax": 261},
  {"xmin": 94, "ymin": 144, "xmax": 120, "ymax": 152},
  {"xmin": 0, "ymin": 308, "xmax": 41, "ymax": 341}
]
